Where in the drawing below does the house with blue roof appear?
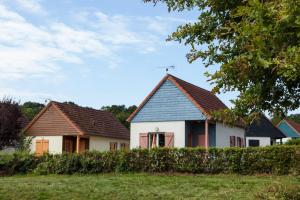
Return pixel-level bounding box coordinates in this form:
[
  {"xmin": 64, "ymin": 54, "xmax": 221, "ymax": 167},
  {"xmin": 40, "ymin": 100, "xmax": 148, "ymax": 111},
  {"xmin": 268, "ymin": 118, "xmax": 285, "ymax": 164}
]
[
  {"xmin": 127, "ymin": 74, "xmax": 245, "ymax": 149},
  {"xmin": 277, "ymin": 119, "xmax": 300, "ymax": 141}
]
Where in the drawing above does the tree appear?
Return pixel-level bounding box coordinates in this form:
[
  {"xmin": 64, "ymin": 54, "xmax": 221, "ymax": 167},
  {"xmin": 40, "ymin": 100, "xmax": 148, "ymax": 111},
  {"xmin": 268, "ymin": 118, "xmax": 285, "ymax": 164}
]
[
  {"xmin": 101, "ymin": 105, "xmax": 137, "ymax": 129},
  {"xmin": 0, "ymin": 98, "xmax": 26, "ymax": 149},
  {"xmin": 63, "ymin": 101, "xmax": 78, "ymax": 106},
  {"xmin": 271, "ymin": 112, "xmax": 300, "ymax": 125},
  {"xmin": 21, "ymin": 102, "xmax": 45, "ymax": 121},
  {"xmin": 145, "ymin": 0, "xmax": 300, "ymax": 122}
]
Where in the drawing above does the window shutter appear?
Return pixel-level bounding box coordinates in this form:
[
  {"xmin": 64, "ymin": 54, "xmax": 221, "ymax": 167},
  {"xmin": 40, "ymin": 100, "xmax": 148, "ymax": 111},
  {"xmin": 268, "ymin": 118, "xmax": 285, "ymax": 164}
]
[
  {"xmin": 42, "ymin": 140, "xmax": 49, "ymax": 153},
  {"xmin": 36, "ymin": 140, "xmax": 49, "ymax": 156},
  {"xmin": 230, "ymin": 136, "xmax": 236, "ymax": 147},
  {"xmin": 165, "ymin": 132, "xmax": 174, "ymax": 147},
  {"xmin": 139, "ymin": 133, "xmax": 148, "ymax": 149},
  {"xmin": 237, "ymin": 137, "xmax": 240, "ymax": 147},
  {"xmin": 241, "ymin": 138, "xmax": 245, "ymax": 147}
]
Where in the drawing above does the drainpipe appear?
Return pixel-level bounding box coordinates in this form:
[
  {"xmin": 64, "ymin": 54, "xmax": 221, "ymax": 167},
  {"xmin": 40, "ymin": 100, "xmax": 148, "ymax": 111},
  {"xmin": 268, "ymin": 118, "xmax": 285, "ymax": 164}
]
[
  {"xmin": 205, "ymin": 119, "xmax": 209, "ymax": 149},
  {"xmin": 76, "ymin": 135, "xmax": 80, "ymax": 153}
]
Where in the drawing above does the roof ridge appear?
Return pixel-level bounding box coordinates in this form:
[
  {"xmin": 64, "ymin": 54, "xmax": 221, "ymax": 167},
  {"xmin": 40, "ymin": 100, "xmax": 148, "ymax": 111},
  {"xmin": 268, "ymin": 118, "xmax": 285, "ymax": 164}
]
[
  {"xmin": 168, "ymin": 74, "xmax": 212, "ymax": 93},
  {"xmin": 53, "ymin": 101, "xmax": 106, "ymax": 113}
]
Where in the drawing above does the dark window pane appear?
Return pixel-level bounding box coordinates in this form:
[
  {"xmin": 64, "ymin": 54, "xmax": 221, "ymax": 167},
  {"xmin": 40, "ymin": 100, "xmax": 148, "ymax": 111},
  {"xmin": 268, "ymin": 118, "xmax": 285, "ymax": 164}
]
[
  {"xmin": 249, "ymin": 140, "xmax": 260, "ymax": 147},
  {"xmin": 159, "ymin": 134, "xmax": 165, "ymax": 147}
]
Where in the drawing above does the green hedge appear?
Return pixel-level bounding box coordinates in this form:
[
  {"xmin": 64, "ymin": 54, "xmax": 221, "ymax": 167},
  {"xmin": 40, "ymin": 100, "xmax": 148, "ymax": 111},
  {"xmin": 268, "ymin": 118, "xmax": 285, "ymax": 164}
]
[
  {"xmin": 285, "ymin": 138, "xmax": 300, "ymax": 145},
  {"xmin": 0, "ymin": 146, "xmax": 299, "ymax": 175}
]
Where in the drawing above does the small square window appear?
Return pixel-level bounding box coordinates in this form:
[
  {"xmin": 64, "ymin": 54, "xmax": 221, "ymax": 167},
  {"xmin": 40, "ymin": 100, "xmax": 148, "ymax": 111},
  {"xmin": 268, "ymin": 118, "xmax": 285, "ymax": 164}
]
[{"xmin": 249, "ymin": 140, "xmax": 260, "ymax": 147}]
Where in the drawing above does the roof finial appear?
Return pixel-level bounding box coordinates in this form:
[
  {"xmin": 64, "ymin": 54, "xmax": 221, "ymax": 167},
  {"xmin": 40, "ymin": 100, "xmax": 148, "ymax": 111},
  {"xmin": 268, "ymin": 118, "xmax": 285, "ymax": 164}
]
[{"xmin": 157, "ymin": 65, "xmax": 175, "ymax": 74}]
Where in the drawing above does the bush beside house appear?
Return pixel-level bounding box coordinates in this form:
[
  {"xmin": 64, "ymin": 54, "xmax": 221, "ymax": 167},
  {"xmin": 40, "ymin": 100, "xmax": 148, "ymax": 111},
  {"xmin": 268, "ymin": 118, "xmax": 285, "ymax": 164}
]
[{"xmin": 0, "ymin": 146, "xmax": 299, "ymax": 176}]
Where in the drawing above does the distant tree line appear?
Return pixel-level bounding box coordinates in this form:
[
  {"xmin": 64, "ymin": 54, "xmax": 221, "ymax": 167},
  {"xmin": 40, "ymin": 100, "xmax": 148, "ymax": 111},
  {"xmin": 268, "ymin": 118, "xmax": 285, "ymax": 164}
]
[{"xmin": 101, "ymin": 105, "xmax": 137, "ymax": 129}]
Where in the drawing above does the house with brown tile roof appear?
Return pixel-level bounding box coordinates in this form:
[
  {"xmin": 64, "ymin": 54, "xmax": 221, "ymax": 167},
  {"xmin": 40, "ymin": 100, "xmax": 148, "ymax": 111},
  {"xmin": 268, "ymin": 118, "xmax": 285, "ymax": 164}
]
[
  {"xmin": 127, "ymin": 74, "xmax": 246, "ymax": 149},
  {"xmin": 23, "ymin": 101, "xmax": 129, "ymax": 155}
]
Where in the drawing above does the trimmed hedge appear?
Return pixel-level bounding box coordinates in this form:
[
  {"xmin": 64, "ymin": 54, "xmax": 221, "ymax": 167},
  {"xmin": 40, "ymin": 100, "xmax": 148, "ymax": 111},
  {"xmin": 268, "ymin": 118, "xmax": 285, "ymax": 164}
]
[{"xmin": 0, "ymin": 146, "xmax": 299, "ymax": 175}]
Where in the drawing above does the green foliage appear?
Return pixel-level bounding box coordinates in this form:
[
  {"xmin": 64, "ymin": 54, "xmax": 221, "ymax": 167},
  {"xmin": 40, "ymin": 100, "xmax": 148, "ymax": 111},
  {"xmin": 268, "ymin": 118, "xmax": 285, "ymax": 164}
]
[
  {"xmin": 0, "ymin": 146, "xmax": 299, "ymax": 175},
  {"xmin": 0, "ymin": 152, "xmax": 41, "ymax": 175},
  {"xmin": 144, "ymin": 0, "xmax": 300, "ymax": 120},
  {"xmin": 271, "ymin": 112, "xmax": 300, "ymax": 125},
  {"xmin": 16, "ymin": 136, "xmax": 33, "ymax": 153},
  {"xmin": 0, "ymin": 98, "xmax": 26, "ymax": 149},
  {"xmin": 21, "ymin": 101, "xmax": 44, "ymax": 121},
  {"xmin": 256, "ymin": 183, "xmax": 300, "ymax": 200},
  {"xmin": 101, "ymin": 105, "xmax": 137, "ymax": 129},
  {"xmin": 285, "ymin": 138, "xmax": 300, "ymax": 146},
  {"xmin": 289, "ymin": 114, "xmax": 300, "ymax": 124}
]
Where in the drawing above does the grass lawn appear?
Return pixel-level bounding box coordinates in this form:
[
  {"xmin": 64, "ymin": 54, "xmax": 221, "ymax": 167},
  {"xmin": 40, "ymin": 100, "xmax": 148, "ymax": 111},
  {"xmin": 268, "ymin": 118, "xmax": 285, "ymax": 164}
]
[{"xmin": 0, "ymin": 174, "xmax": 299, "ymax": 200}]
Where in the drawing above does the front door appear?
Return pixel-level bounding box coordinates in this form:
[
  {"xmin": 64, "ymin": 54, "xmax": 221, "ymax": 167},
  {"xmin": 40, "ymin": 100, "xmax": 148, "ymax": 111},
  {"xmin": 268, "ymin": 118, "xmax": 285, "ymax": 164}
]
[{"xmin": 63, "ymin": 136, "xmax": 76, "ymax": 153}]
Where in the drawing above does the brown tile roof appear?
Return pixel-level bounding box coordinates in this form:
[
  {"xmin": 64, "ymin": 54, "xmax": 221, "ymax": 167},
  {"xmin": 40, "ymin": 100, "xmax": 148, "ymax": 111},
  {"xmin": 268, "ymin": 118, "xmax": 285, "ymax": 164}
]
[
  {"xmin": 53, "ymin": 101, "xmax": 129, "ymax": 140},
  {"xmin": 127, "ymin": 74, "xmax": 229, "ymax": 122},
  {"xmin": 169, "ymin": 75, "xmax": 228, "ymax": 113},
  {"xmin": 285, "ymin": 119, "xmax": 300, "ymax": 135}
]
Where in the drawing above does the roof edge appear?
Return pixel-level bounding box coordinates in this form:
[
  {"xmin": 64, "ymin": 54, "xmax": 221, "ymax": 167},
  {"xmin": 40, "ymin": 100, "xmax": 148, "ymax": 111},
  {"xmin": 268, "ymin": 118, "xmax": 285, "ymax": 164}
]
[
  {"xmin": 22, "ymin": 101, "xmax": 53, "ymax": 134},
  {"xmin": 52, "ymin": 102, "xmax": 86, "ymax": 136},
  {"xmin": 127, "ymin": 74, "xmax": 170, "ymax": 122},
  {"xmin": 278, "ymin": 119, "xmax": 300, "ymax": 135}
]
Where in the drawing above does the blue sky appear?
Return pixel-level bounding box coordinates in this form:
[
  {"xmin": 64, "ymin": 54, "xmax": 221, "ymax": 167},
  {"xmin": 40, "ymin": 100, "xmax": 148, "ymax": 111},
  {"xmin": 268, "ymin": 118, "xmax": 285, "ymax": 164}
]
[{"xmin": 0, "ymin": 0, "xmax": 298, "ymax": 114}]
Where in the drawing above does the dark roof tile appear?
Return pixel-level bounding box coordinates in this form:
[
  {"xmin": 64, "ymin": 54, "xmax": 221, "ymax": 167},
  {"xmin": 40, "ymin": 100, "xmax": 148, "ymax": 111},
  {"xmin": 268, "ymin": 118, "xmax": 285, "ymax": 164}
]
[{"xmin": 53, "ymin": 102, "xmax": 129, "ymax": 140}]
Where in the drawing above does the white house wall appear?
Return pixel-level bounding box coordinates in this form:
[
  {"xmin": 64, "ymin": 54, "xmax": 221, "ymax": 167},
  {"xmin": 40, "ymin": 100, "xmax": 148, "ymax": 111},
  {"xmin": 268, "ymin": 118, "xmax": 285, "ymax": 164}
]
[
  {"xmin": 29, "ymin": 136, "xmax": 63, "ymax": 154},
  {"xmin": 215, "ymin": 122, "xmax": 245, "ymax": 147},
  {"xmin": 89, "ymin": 136, "xmax": 130, "ymax": 151},
  {"xmin": 246, "ymin": 137, "xmax": 270, "ymax": 147},
  {"xmin": 130, "ymin": 121, "xmax": 186, "ymax": 149}
]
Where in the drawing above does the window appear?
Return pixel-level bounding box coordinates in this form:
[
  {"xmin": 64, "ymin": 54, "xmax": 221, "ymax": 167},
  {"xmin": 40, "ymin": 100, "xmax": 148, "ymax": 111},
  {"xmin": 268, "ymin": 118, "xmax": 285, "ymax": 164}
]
[
  {"xmin": 230, "ymin": 136, "xmax": 236, "ymax": 147},
  {"xmin": 149, "ymin": 133, "xmax": 165, "ymax": 148},
  {"xmin": 249, "ymin": 140, "xmax": 260, "ymax": 147},
  {"xmin": 120, "ymin": 143, "xmax": 129, "ymax": 150},
  {"xmin": 110, "ymin": 142, "xmax": 118, "ymax": 151}
]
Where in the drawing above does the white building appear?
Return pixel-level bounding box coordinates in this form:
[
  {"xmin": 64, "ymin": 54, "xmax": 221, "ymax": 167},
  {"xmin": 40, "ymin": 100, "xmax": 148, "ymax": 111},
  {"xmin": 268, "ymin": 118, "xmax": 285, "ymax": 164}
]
[{"xmin": 245, "ymin": 114, "xmax": 286, "ymax": 147}]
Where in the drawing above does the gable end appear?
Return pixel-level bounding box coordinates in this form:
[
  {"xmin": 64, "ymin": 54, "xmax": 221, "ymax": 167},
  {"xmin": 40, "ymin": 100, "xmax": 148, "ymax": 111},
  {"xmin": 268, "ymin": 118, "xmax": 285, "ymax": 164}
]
[
  {"xmin": 131, "ymin": 80, "xmax": 206, "ymax": 122},
  {"xmin": 24, "ymin": 104, "xmax": 81, "ymax": 136}
]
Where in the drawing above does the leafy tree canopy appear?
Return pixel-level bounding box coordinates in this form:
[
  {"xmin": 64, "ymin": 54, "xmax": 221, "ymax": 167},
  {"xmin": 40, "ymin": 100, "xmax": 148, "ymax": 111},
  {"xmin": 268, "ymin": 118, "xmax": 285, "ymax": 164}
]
[
  {"xmin": 63, "ymin": 101, "xmax": 78, "ymax": 106},
  {"xmin": 0, "ymin": 98, "xmax": 26, "ymax": 149},
  {"xmin": 21, "ymin": 101, "xmax": 45, "ymax": 121},
  {"xmin": 145, "ymin": 0, "xmax": 300, "ymax": 123},
  {"xmin": 101, "ymin": 105, "xmax": 137, "ymax": 129},
  {"xmin": 272, "ymin": 112, "xmax": 300, "ymax": 125}
]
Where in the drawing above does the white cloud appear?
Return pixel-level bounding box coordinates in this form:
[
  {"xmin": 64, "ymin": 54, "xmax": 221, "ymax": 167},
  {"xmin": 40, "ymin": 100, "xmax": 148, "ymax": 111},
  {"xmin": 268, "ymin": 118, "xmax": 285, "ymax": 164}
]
[
  {"xmin": 0, "ymin": 87, "xmax": 66, "ymax": 103},
  {"xmin": 0, "ymin": 4, "xmax": 187, "ymax": 82},
  {"xmin": 14, "ymin": 0, "xmax": 45, "ymax": 14},
  {"xmin": 0, "ymin": 4, "xmax": 115, "ymax": 81}
]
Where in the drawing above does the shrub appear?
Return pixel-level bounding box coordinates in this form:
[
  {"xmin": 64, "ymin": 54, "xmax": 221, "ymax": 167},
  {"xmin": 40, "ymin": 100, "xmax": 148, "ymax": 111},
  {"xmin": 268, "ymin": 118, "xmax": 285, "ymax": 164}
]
[
  {"xmin": 0, "ymin": 146, "xmax": 299, "ymax": 175},
  {"xmin": 285, "ymin": 138, "xmax": 300, "ymax": 146},
  {"xmin": 0, "ymin": 152, "xmax": 40, "ymax": 175}
]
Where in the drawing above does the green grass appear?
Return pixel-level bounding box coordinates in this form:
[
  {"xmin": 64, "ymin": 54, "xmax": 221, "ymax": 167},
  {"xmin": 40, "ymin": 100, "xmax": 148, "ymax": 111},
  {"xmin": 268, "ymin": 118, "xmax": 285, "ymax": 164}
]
[{"xmin": 0, "ymin": 174, "xmax": 299, "ymax": 200}]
